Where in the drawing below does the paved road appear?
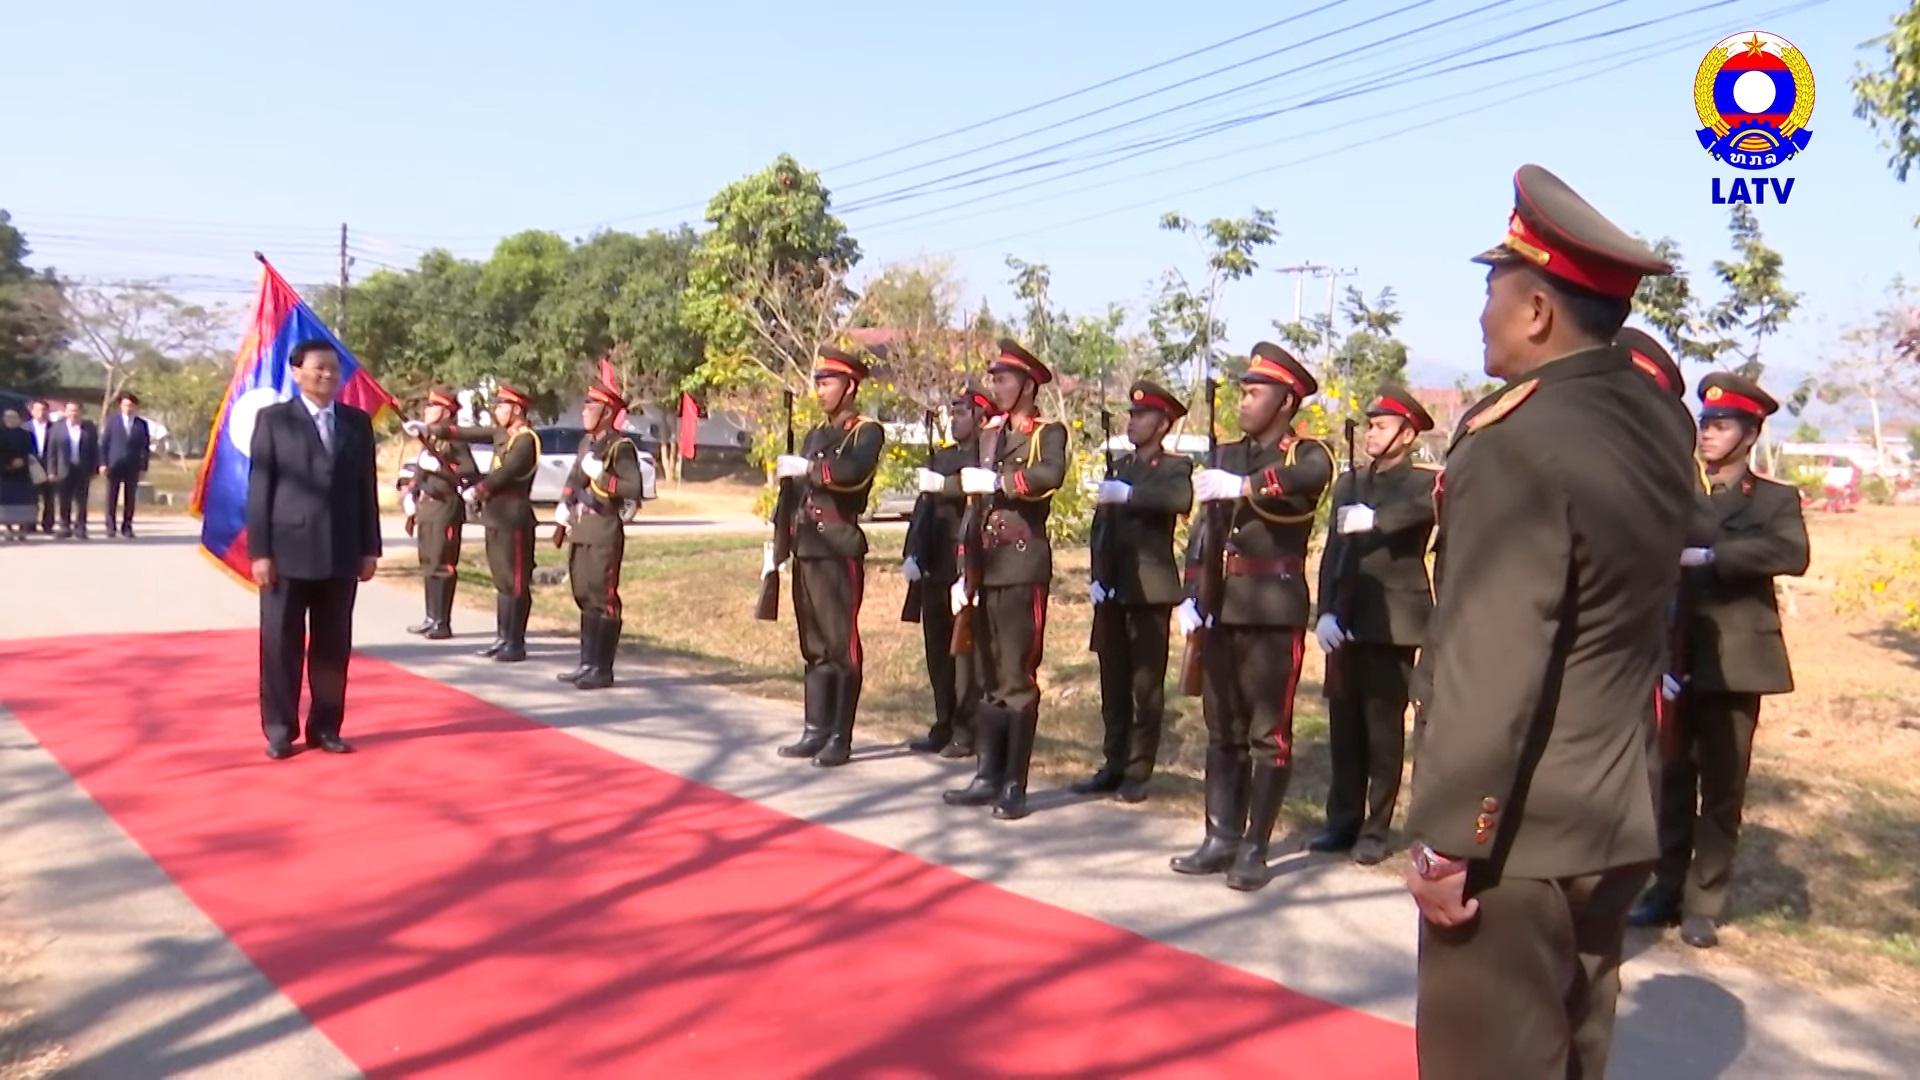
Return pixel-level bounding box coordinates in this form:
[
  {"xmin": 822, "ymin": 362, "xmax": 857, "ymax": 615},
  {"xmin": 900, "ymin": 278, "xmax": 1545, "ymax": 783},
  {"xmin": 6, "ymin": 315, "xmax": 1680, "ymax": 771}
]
[{"xmin": 1, "ymin": 519, "xmax": 1914, "ymax": 1078}]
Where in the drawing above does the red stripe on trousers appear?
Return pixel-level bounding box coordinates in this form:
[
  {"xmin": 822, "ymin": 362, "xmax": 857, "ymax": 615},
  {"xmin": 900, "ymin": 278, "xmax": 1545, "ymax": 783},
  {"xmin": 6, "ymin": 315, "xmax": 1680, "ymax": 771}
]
[
  {"xmin": 847, "ymin": 558, "xmax": 864, "ymax": 669},
  {"xmin": 1273, "ymin": 628, "xmax": 1305, "ymax": 767}
]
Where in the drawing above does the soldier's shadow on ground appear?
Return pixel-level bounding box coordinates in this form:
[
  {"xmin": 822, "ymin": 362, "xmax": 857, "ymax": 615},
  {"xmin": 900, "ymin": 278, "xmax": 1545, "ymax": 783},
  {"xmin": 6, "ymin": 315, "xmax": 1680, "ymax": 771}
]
[{"xmin": 1613, "ymin": 972, "xmax": 1749, "ymax": 1078}]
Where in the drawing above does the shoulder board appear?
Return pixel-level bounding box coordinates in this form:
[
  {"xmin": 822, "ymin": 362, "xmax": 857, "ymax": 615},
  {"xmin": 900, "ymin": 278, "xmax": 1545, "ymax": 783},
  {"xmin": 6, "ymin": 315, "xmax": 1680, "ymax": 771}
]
[
  {"xmin": 1465, "ymin": 380, "xmax": 1538, "ymax": 433},
  {"xmin": 983, "ymin": 415, "xmax": 1007, "ymax": 430},
  {"xmin": 1412, "ymin": 462, "xmax": 1442, "ymax": 471}
]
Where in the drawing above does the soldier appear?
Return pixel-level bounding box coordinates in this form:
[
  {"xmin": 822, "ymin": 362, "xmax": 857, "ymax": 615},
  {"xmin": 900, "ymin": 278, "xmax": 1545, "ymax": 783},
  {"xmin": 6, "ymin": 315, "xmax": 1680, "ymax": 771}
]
[
  {"xmin": 1403, "ymin": 164, "xmax": 1695, "ymax": 1080},
  {"xmin": 399, "ymin": 387, "xmax": 477, "ymax": 640},
  {"xmin": 1072, "ymin": 380, "xmax": 1194, "ymax": 804},
  {"xmin": 1628, "ymin": 372, "xmax": 1810, "ymax": 949},
  {"xmin": 1308, "ymin": 386, "xmax": 1438, "ymax": 866},
  {"xmin": 414, "ymin": 385, "xmax": 542, "ymax": 663},
  {"xmin": 1617, "ymin": 326, "xmax": 1685, "ymax": 400},
  {"xmin": 1169, "ymin": 344, "xmax": 1333, "ymax": 891},
  {"xmin": 905, "ymin": 380, "xmax": 998, "ymax": 758},
  {"xmin": 771, "ymin": 347, "xmax": 886, "ymax": 768},
  {"xmin": 553, "ymin": 382, "xmax": 646, "ymax": 690},
  {"xmin": 942, "ymin": 339, "xmax": 1069, "ymax": 821}
]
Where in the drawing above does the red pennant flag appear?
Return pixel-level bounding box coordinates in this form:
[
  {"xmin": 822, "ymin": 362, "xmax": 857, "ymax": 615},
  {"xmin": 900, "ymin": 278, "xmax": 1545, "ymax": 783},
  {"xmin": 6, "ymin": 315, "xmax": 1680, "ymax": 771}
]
[
  {"xmin": 679, "ymin": 392, "xmax": 701, "ymax": 461},
  {"xmin": 597, "ymin": 357, "xmax": 629, "ymax": 431}
]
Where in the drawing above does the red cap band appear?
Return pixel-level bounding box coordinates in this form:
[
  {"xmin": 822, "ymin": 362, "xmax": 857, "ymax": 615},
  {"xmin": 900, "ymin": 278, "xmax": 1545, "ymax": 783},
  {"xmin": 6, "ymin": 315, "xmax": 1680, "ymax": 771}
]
[
  {"xmin": 497, "ymin": 387, "xmax": 529, "ymax": 407},
  {"xmin": 1502, "ymin": 211, "xmax": 1644, "ymax": 300},
  {"xmin": 427, "ymin": 391, "xmax": 458, "ymax": 410},
  {"xmin": 1703, "ymin": 385, "xmax": 1765, "ymax": 416},
  {"xmin": 815, "ymin": 357, "xmax": 862, "ymax": 380},
  {"xmin": 1247, "ymin": 356, "xmax": 1305, "ymax": 395},
  {"xmin": 1131, "ymin": 393, "xmax": 1174, "ymax": 413},
  {"xmin": 1372, "ymin": 397, "xmax": 1416, "ymax": 422}
]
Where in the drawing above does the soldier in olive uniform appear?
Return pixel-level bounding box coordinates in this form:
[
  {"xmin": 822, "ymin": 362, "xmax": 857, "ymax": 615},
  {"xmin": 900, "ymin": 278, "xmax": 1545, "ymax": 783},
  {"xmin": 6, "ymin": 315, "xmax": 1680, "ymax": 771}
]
[
  {"xmin": 1629, "ymin": 372, "xmax": 1810, "ymax": 949},
  {"xmin": 399, "ymin": 387, "xmax": 477, "ymax": 640},
  {"xmin": 771, "ymin": 347, "xmax": 886, "ymax": 768},
  {"xmin": 942, "ymin": 339, "xmax": 1070, "ymax": 821},
  {"xmin": 1309, "ymin": 386, "xmax": 1438, "ymax": 866},
  {"xmin": 905, "ymin": 380, "xmax": 998, "ymax": 758},
  {"xmin": 1403, "ymin": 165, "xmax": 1696, "ymax": 1080},
  {"xmin": 1073, "ymin": 379, "xmax": 1194, "ymax": 804},
  {"xmin": 418, "ymin": 385, "xmax": 542, "ymax": 663},
  {"xmin": 1169, "ymin": 344, "xmax": 1333, "ymax": 892},
  {"xmin": 553, "ymin": 382, "xmax": 646, "ymax": 690}
]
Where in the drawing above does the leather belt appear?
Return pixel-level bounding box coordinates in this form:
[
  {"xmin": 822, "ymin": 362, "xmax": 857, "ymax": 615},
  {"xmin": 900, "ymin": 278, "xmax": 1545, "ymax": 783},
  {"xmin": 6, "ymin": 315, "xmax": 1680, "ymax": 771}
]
[
  {"xmin": 807, "ymin": 507, "xmax": 853, "ymax": 527},
  {"xmin": 1224, "ymin": 552, "xmax": 1302, "ymax": 577}
]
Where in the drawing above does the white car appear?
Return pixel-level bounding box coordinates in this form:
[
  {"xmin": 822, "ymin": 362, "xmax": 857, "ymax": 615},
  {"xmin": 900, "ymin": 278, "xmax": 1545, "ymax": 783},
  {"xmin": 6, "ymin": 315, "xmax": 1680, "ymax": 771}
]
[{"xmin": 467, "ymin": 425, "xmax": 659, "ymax": 514}]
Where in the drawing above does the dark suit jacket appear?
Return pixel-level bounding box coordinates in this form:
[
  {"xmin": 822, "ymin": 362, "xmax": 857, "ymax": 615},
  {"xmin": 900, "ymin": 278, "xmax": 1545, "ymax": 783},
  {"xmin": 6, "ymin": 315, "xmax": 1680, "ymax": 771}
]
[
  {"xmin": 101, "ymin": 414, "xmax": 151, "ymax": 475},
  {"xmin": 49, "ymin": 419, "xmax": 100, "ymax": 480},
  {"xmin": 246, "ymin": 399, "xmax": 382, "ymax": 581},
  {"xmin": 1682, "ymin": 467, "xmax": 1808, "ymax": 695}
]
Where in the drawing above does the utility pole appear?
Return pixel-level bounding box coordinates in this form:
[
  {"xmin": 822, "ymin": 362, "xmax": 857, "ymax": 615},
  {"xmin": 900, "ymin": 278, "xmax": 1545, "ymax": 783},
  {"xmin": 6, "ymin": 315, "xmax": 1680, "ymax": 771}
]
[
  {"xmin": 1315, "ymin": 266, "xmax": 1360, "ymax": 360},
  {"xmin": 1274, "ymin": 263, "xmax": 1328, "ymax": 324},
  {"xmin": 337, "ymin": 223, "xmax": 350, "ymax": 333}
]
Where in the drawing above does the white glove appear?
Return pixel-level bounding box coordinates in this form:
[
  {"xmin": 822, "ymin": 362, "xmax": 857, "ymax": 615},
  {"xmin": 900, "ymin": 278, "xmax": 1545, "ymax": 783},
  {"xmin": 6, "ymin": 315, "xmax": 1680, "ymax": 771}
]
[
  {"xmin": 1174, "ymin": 598, "xmax": 1205, "ymax": 637},
  {"xmin": 902, "ymin": 556, "xmax": 923, "ymax": 583},
  {"xmin": 416, "ymin": 450, "xmax": 442, "ymax": 472},
  {"xmin": 402, "ymin": 420, "xmax": 427, "ymax": 437},
  {"xmin": 775, "ymin": 454, "xmax": 810, "ymax": 480},
  {"xmin": 1096, "ymin": 480, "xmax": 1132, "ymax": 505},
  {"xmin": 401, "ymin": 492, "xmax": 417, "ymax": 517},
  {"xmin": 463, "ymin": 486, "xmax": 482, "ymax": 508},
  {"xmin": 950, "ymin": 579, "xmax": 972, "ymax": 614},
  {"xmin": 761, "ymin": 541, "xmax": 780, "ymax": 579},
  {"xmin": 554, "ymin": 502, "xmax": 573, "ymax": 528},
  {"xmin": 917, "ymin": 468, "xmax": 946, "ymax": 494},
  {"xmin": 1314, "ymin": 613, "xmax": 1350, "ymax": 654},
  {"xmin": 1193, "ymin": 469, "xmax": 1246, "ymax": 502},
  {"xmin": 1680, "ymin": 547, "xmax": 1714, "ymax": 568},
  {"xmin": 580, "ymin": 454, "xmax": 605, "ymax": 480},
  {"xmin": 1661, "ymin": 673, "xmax": 1683, "ymax": 702},
  {"xmin": 1336, "ymin": 504, "xmax": 1376, "ymax": 534},
  {"xmin": 960, "ymin": 467, "xmax": 999, "ymax": 495},
  {"xmin": 1090, "ymin": 581, "xmax": 1110, "ymax": 605}
]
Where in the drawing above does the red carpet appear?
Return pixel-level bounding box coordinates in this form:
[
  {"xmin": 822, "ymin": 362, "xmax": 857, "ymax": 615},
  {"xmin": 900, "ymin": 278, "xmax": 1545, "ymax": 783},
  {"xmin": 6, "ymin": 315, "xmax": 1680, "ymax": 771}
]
[{"xmin": 1, "ymin": 630, "xmax": 1414, "ymax": 1078}]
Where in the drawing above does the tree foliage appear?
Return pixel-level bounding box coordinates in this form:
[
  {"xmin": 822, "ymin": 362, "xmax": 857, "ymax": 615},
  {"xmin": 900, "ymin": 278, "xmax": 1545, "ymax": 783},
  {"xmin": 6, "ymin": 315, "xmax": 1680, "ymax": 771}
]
[
  {"xmin": 1632, "ymin": 208, "xmax": 1799, "ymax": 382},
  {"xmin": 62, "ymin": 282, "xmax": 224, "ymax": 413},
  {"xmin": 1147, "ymin": 208, "xmax": 1278, "ymax": 397},
  {"xmin": 0, "ymin": 210, "xmax": 68, "ymax": 391},
  {"xmin": 1853, "ymin": 2, "xmax": 1920, "ymax": 186}
]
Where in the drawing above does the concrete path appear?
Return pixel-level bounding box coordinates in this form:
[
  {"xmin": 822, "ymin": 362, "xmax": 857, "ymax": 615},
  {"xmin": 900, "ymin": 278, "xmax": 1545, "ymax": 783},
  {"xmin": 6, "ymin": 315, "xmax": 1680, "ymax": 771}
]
[{"xmin": 1, "ymin": 519, "xmax": 1914, "ymax": 1078}]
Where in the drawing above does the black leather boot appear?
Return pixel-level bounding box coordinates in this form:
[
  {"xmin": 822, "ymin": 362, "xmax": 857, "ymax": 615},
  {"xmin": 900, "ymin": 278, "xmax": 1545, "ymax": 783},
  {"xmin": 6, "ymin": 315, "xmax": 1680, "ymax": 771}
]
[
  {"xmin": 812, "ymin": 670, "xmax": 857, "ymax": 768},
  {"xmin": 1627, "ymin": 887, "xmax": 1682, "ymax": 929},
  {"xmin": 944, "ymin": 707, "xmax": 1006, "ymax": 806},
  {"xmin": 424, "ymin": 577, "xmax": 455, "ymax": 640},
  {"xmin": 1226, "ymin": 763, "xmax": 1291, "ymax": 892},
  {"xmin": 992, "ymin": 709, "xmax": 1037, "ymax": 820},
  {"xmin": 779, "ymin": 668, "xmax": 834, "ymax": 758},
  {"xmin": 494, "ymin": 594, "xmax": 530, "ymax": 662},
  {"xmin": 557, "ymin": 613, "xmax": 593, "ymax": 683},
  {"xmin": 474, "ymin": 594, "xmax": 507, "ymax": 657},
  {"xmin": 1171, "ymin": 748, "xmax": 1249, "ymax": 875},
  {"xmin": 408, "ymin": 582, "xmax": 436, "ymax": 634},
  {"xmin": 575, "ymin": 616, "xmax": 618, "ymax": 690},
  {"xmin": 1306, "ymin": 823, "xmax": 1359, "ymax": 854}
]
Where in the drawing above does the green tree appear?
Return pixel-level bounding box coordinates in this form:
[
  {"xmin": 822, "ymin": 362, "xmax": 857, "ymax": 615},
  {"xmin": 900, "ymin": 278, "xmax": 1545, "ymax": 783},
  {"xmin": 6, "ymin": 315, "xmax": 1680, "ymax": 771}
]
[
  {"xmin": 533, "ymin": 227, "xmax": 705, "ymax": 405},
  {"xmin": 135, "ymin": 357, "xmax": 230, "ymax": 459},
  {"xmin": 1146, "ymin": 208, "xmax": 1279, "ymax": 398},
  {"xmin": 0, "ymin": 211, "xmax": 68, "ymax": 391},
  {"xmin": 1631, "ymin": 236, "xmax": 1733, "ymax": 366},
  {"xmin": 1323, "ymin": 286, "xmax": 1409, "ymax": 396},
  {"xmin": 682, "ymin": 154, "xmax": 861, "ymax": 392},
  {"xmin": 1852, "ymin": 2, "xmax": 1920, "ymax": 187},
  {"xmin": 1707, "ymin": 204, "xmax": 1800, "ymax": 379},
  {"xmin": 1817, "ymin": 278, "xmax": 1920, "ymax": 466}
]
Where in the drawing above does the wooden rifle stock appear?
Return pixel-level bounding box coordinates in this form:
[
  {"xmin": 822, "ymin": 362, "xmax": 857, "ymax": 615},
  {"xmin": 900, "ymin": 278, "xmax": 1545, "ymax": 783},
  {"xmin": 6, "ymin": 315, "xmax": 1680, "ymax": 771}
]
[
  {"xmin": 753, "ymin": 390, "xmax": 797, "ymax": 622},
  {"xmin": 900, "ymin": 410, "xmax": 937, "ymax": 624},
  {"xmin": 1178, "ymin": 380, "xmax": 1223, "ymax": 697},
  {"xmin": 1087, "ymin": 408, "xmax": 1117, "ymax": 652},
  {"xmin": 949, "ymin": 427, "xmax": 999, "ymax": 655},
  {"xmin": 1323, "ymin": 419, "xmax": 1364, "ymax": 700}
]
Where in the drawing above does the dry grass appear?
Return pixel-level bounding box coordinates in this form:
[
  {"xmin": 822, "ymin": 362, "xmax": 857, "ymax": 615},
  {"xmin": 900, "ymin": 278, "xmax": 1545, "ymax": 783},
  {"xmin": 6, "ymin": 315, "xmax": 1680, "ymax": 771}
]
[{"xmin": 448, "ymin": 504, "xmax": 1920, "ymax": 1015}]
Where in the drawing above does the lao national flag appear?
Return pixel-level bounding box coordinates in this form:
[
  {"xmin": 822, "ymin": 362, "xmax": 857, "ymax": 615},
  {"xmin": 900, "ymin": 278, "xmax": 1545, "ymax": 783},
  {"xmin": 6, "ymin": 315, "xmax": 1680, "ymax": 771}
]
[{"xmin": 192, "ymin": 255, "xmax": 397, "ymax": 583}]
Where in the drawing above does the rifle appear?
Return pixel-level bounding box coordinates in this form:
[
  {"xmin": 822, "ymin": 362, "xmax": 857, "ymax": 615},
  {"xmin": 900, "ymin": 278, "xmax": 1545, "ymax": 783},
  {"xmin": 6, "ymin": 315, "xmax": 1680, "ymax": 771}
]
[
  {"xmin": 1323, "ymin": 418, "xmax": 1365, "ymax": 699},
  {"xmin": 950, "ymin": 423, "xmax": 1001, "ymax": 655},
  {"xmin": 753, "ymin": 388, "xmax": 798, "ymax": 622},
  {"xmin": 1661, "ymin": 475, "xmax": 1711, "ymax": 762},
  {"xmin": 900, "ymin": 408, "xmax": 937, "ymax": 624},
  {"xmin": 1087, "ymin": 404, "xmax": 1118, "ymax": 651},
  {"xmin": 1178, "ymin": 377, "xmax": 1223, "ymax": 697}
]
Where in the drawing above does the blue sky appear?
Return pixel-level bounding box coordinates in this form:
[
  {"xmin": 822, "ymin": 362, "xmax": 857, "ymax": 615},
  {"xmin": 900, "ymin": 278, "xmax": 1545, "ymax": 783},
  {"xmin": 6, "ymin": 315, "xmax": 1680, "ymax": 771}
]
[{"xmin": 5, "ymin": 0, "xmax": 1913, "ymax": 404}]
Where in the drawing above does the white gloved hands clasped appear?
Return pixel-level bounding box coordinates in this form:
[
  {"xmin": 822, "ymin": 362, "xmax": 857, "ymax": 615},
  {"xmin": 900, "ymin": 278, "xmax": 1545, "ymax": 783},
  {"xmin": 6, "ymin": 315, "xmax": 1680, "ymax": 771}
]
[
  {"xmin": 580, "ymin": 454, "xmax": 605, "ymax": 480},
  {"xmin": 401, "ymin": 491, "xmax": 417, "ymax": 517},
  {"xmin": 760, "ymin": 541, "xmax": 781, "ymax": 579},
  {"xmin": 1313, "ymin": 613, "xmax": 1351, "ymax": 654},
  {"xmin": 463, "ymin": 486, "xmax": 483, "ymax": 508},
  {"xmin": 917, "ymin": 468, "xmax": 947, "ymax": 494},
  {"xmin": 1680, "ymin": 547, "xmax": 1714, "ymax": 568},
  {"xmin": 960, "ymin": 467, "xmax": 999, "ymax": 495},
  {"xmin": 1173, "ymin": 598, "xmax": 1206, "ymax": 637},
  {"xmin": 1096, "ymin": 480, "xmax": 1132, "ymax": 505},
  {"xmin": 415, "ymin": 449, "xmax": 442, "ymax": 472},
  {"xmin": 1192, "ymin": 469, "xmax": 1246, "ymax": 503},
  {"xmin": 775, "ymin": 454, "xmax": 810, "ymax": 480},
  {"xmin": 1336, "ymin": 503, "xmax": 1376, "ymax": 534},
  {"xmin": 902, "ymin": 556, "xmax": 923, "ymax": 583},
  {"xmin": 402, "ymin": 420, "xmax": 428, "ymax": 437}
]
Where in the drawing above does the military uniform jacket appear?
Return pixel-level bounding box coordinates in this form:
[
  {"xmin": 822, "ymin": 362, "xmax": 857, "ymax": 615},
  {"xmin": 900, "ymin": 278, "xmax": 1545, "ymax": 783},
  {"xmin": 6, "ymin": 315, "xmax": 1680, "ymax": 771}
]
[
  {"xmin": 561, "ymin": 431, "xmax": 645, "ymax": 547},
  {"xmin": 975, "ymin": 414, "xmax": 1069, "ymax": 588},
  {"xmin": 794, "ymin": 414, "xmax": 884, "ymax": 560},
  {"xmin": 441, "ymin": 424, "xmax": 540, "ymax": 530},
  {"xmin": 901, "ymin": 441, "xmax": 974, "ymax": 583},
  {"xmin": 1092, "ymin": 449, "xmax": 1194, "ymax": 607},
  {"xmin": 404, "ymin": 435, "xmax": 478, "ymax": 505},
  {"xmin": 1682, "ymin": 466, "xmax": 1809, "ymax": 695},
  {"xmin": 1182, "ymin": 434, "xmax": 1333, "ymax": 628},
  {"xmin": 1314, "ymin": 462, "xmax": 1438, "ymax": 645},
  {"xmin": 1406, "ymin": 346, "xmax": 1697, "ymax": 879}
]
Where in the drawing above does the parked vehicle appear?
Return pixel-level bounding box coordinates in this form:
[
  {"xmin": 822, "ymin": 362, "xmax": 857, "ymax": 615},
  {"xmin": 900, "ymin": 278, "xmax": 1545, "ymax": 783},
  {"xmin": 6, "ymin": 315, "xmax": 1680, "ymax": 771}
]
[{"xmin": 469, "ymin": 425, "xmax": 659, "ymax": 516}]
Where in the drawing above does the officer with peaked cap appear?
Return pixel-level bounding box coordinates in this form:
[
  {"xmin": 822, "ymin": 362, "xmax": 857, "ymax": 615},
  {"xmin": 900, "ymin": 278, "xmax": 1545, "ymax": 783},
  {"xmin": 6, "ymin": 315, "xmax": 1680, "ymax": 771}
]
[
  {"xmin": 906, "ymin": 378, "xmax": 999, "ymax": 759},
  {"xmin": 1169, "ymin": 343, "xmax": 1333, "ymax": 891},
  {"xmin": 1309, "ymin": 384, "xmax": 1439, "ymax": 866},
  {"xmin": 1403, "ymin": 164, "xmax": 1698, "ymax": 1079},
  {"xmin": 552, "ymin": 382, "xmax": 646, "ymax": 690},
  {"xmin": 772, "ymin": 346, "xmax": 886, "ymax": 768},
  {"xmin": 417, "ymin": 384, "xmax": 543, "ymax": 662},
  {"xmin": 400, "ymin": 386, "xmax": 478, "ymax": 639},
  {"xmin": 1629, "ymin": 371, "xmax": 1809, "ymax": 949},
  {"xmin": 1073, "ymin": 379, "xmax": 1195, "ymax": 804}
]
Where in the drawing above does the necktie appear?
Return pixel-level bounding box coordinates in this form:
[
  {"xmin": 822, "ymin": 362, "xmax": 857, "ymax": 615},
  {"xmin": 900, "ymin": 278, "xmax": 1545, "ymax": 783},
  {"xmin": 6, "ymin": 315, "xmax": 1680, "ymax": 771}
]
[{"xmin": 316, "ymin": 409, "xmax": 334, "ymax": 453}]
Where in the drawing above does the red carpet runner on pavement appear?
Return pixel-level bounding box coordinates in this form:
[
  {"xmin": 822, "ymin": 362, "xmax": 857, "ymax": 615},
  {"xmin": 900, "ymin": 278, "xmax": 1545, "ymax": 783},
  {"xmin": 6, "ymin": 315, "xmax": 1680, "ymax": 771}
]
[{"xmin": 1, "ymin": 630, "xmax": 1414, "ymax": 1078}]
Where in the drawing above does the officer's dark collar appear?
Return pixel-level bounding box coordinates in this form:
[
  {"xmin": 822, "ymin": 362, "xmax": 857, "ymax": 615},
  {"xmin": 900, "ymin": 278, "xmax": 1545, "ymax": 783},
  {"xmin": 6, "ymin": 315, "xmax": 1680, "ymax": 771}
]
[{"xmin": 1521, "ymin": 343, "xmax": 1631, "ymax": 387}]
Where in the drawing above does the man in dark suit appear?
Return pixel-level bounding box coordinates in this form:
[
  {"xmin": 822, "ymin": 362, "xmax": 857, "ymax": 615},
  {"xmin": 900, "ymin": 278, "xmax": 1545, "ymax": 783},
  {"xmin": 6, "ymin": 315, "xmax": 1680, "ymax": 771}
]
[
  {"xmin": 50, "ymin": 401, "xmax": 100, "ymax": 539},
  {"xmin": 247, "ymin": 340, "xmax": 382, "ymax": 760},
  {"xmin": 1404, "ymin": 165, "xmax": 1696, "ymax": 1079},
  {"xmin": 26, "ymin": 399, "xmax": 55, "ymax": 534},
  {"xmin": 1630, "ymin": 372, "xmax": 1810, "ymax": 949},
  {"xmin": 99, "ymin": 391, "xmax": 151, "ymax": 538}
]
